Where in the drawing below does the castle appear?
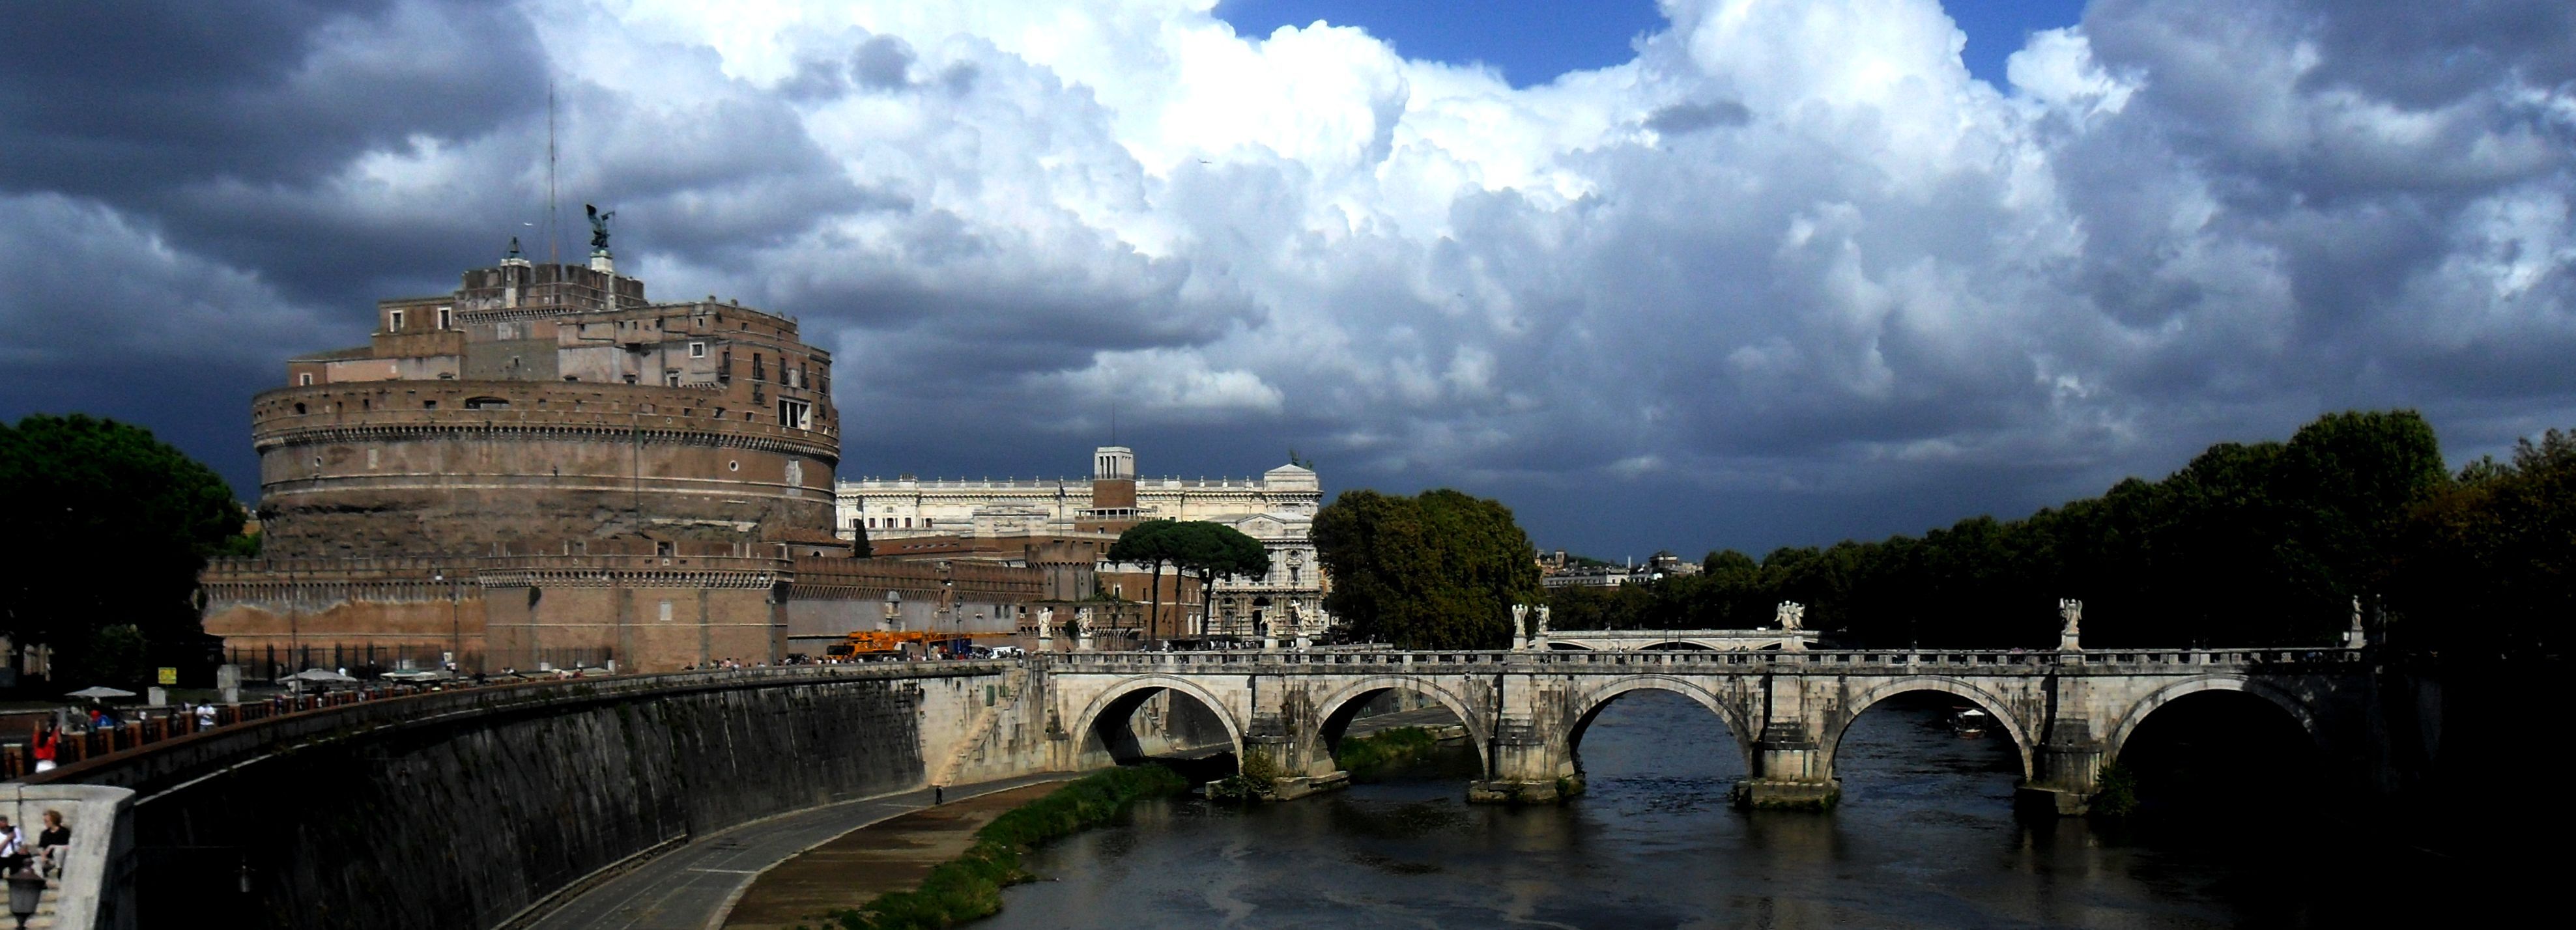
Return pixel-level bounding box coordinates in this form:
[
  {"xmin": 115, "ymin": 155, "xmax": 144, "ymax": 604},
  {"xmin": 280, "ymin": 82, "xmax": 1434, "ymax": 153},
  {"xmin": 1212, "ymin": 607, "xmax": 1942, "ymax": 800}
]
[{"xmin": 198, "ymin": 241, "xmax": 1044, "ymax": 673}]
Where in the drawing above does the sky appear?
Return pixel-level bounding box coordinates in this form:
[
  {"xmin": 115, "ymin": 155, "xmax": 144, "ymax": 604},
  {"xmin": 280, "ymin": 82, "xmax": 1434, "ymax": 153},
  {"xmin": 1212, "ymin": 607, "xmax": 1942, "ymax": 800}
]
[{"xmin": 3, "ymin": 0, "xmax": 2571, "ymax": 561}]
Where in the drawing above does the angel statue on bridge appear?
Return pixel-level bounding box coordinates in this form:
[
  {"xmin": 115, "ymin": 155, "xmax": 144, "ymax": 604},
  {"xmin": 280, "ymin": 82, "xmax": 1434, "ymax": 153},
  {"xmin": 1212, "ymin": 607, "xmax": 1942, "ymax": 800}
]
[
  {"xmin": 1036, "ymin": 607, "xmax": 1054, "ymax": 641},
  {"xmin": 1534, "ymin": 605, "xmax": 1550, "ymax": 638},
  {"xmin": 1775, "ymin": 600, "xmax": 1805, "ymax": 630},
  {"xmin": 2059, "ymin": 599, "xmax": 2083, "ymax": 637}
]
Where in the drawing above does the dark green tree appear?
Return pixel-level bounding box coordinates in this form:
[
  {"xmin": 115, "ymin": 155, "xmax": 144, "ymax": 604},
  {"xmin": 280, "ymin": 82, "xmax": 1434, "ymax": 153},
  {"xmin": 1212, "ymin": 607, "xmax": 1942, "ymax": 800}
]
[
  {"xmin": 1161, "ymin": 521, "xmax": 1271, "ymax": 636},
  {"xmin": 2395, "ymin": 428, "xmax": 2574, "ymax": 653},
  {"xmin": 1313, "ymin": 488, "xmax": 1539, "ymax": 649},
  {"xmin": 1533, "ymin": 409, "xmax": 2468, "ymax": 651},
  {"xmin": 1108, "ymin": 520, "xmax": 1181, "ymax": 636},
  {"xmin": 0, "ymin": 414, "xmax": 248, "ymax": 686}
]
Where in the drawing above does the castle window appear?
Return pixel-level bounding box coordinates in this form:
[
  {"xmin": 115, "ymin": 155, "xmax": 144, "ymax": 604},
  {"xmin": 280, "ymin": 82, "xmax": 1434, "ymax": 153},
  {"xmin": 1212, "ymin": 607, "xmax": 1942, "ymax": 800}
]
[
  {"xmin": 689, "ymin": 342, "xmax": 706, "ymax": 358},
  {"xmin": 298, "ymin": 373, "xmax": 313, "ymax": 386},
  {"xmin": 388, "ymin": 309, "xmax": 405, "ymax": 331},
  {"xmin": 437, "ymin": 307, "xmax": 452, "ymax": 330},
  {"xmin": 665, "ymin": 372, "xmax": 680, "ymax": 387},
  {"xmin": 293, "ymin": 402, "xmax": 306, "ymax": 415},
  {"xmin": 777, "ymin": 399, "xmax": 812, "ymax": 430}
]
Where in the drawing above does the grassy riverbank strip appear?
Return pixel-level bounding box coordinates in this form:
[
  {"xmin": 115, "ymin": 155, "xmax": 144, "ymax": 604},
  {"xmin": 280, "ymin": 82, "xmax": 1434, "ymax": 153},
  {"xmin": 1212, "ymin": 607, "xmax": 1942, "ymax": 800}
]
[
  {"xmin": 1339, "ymin": 726, "xmax": 1440, "ymax": 780},
  {"xmin": 819, "ymin": 766, "xmax": 1188, "ymax": 930}
]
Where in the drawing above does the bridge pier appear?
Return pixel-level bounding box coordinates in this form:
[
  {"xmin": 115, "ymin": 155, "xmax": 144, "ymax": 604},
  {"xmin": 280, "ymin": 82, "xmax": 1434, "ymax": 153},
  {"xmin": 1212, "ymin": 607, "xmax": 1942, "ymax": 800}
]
[
  {"xmin": 1467, "ymin": 719, "xmax": 1579, "ymax": 803},
  {"xmin": 2016, "ymin": 717, "xmax": 2104, "ymax": 815},
  {"xmin": 1733, "ymin": 720, "xmax": 1840, "ymax": 810}
]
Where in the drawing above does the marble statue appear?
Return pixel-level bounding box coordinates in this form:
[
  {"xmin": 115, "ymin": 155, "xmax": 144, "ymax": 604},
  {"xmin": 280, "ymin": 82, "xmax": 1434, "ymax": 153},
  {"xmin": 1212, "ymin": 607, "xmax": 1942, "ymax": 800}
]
[
  {"xmin": 1775, "ymin": 600, "xmax": 1805, "ymax": 630},
  {"xmin": 1037, "ymin": 607, "xmax": 1054, "ymax": 640},
  {"xmin": 1534, "ymin": 605, "xmax": 1551, "ymax": 638},
  {"xmin": 2058, "ymin": 599, "xmax": 2083, "ymax": 636}
]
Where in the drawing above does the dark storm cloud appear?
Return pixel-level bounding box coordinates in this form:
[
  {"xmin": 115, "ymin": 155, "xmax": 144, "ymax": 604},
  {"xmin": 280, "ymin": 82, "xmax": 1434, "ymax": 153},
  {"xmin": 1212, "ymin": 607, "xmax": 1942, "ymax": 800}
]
[
  {"xmin": 0, "ymin": 0, "xmax": 544, "ymax": 201},
  {"xmin": 1, "ymin": 0, "xmax": 2568, "ymax": 561}
]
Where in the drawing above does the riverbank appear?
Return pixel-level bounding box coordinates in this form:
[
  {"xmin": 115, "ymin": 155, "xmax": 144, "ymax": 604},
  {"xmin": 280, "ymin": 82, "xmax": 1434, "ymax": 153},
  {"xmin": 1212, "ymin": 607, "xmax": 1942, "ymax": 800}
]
[
  {"xmin": 762, "ymin": 766, "xmax": 1188, "ymax": 930},
  {"xmin": 722, "ymin": 783, "xmax": 1062, "ymax": 930}
]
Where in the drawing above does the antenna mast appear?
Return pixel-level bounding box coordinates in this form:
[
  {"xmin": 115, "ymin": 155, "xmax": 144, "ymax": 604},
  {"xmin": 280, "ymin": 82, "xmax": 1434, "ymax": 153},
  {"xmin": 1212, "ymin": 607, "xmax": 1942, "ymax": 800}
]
[{"xmin": 547, "ymin": 82, "xmax": 560, "ymax": 267}]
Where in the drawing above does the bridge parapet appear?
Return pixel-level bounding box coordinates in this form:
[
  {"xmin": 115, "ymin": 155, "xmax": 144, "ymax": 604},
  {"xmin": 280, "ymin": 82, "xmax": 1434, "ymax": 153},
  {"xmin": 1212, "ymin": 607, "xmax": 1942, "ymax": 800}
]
[{"xmin": 1044, "ymin": 647, "xmax": 2364, "ymax": 674}]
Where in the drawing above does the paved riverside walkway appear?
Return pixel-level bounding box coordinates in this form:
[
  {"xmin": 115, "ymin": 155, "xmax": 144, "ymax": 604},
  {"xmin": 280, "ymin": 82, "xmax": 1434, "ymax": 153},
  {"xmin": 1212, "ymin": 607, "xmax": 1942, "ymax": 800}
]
[
  {"xmin": 524, "ymin": 772, "xmax": 1076, "ymax": 930},
  {"xmin": 722, "ymin": 782, "xmax": 1063, "ymax": 929}
]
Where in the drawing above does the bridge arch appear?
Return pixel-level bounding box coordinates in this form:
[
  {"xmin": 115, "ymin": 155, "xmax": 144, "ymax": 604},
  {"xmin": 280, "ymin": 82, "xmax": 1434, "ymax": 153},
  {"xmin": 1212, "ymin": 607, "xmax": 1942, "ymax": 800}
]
[
  {"xmin": 1565, "ymin": 676, "xmax": 1755, "ymax": 770},
  {"xmin": 1068, "ymin": 675, "xmax": 1248, "ymax": 770},
  {"xmin": 1307, "ymin": 675, "xmax": 1493, "ymax": 777},
  {"xmin": 1820, "ymin": 675, "xmax": 2035, "ymax": 781},
  {"xmin": 2103, "ymin": 675, "xmax": 2323, "ymax": 763}
]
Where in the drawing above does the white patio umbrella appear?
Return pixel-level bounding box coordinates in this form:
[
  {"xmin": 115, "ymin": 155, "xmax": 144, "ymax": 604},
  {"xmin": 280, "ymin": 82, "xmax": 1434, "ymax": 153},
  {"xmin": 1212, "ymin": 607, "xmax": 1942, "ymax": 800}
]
[{"xmin": 64, "ymin": 686, "xmax": 135, "ymax": 700}]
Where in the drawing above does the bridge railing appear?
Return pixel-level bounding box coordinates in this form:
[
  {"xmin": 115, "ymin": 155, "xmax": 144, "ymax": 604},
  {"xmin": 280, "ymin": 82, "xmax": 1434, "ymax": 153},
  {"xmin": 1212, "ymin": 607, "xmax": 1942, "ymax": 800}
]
[{"xmin": 1042, "ymin": 647, "xmax": 2366, "ymax": 671}]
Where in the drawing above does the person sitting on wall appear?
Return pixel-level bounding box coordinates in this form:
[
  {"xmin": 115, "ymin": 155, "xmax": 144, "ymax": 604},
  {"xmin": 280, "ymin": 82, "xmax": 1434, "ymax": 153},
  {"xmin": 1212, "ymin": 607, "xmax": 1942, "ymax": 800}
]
[
  {"xmin": 35, "ymin": 811, "xmax": 68, "ymax": 878},
  {"xmin": 0, "ymin": 817, "xmax": 25, "ymax": 874}
]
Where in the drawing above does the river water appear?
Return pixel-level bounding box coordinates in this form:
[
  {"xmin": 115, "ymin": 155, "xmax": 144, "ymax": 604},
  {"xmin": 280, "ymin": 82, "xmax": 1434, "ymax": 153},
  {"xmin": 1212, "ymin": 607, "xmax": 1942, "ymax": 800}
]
[{"xmin": 978, "ymin": 690, "xmax": 2490, "ymax": 929}]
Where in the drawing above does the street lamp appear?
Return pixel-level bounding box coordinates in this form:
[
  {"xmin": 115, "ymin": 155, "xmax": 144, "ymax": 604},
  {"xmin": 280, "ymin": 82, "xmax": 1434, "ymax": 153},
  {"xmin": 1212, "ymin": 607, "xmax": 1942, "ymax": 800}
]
[{"xmin": 8, "ymin": 866, "xmax": 44, "ymax": 929}]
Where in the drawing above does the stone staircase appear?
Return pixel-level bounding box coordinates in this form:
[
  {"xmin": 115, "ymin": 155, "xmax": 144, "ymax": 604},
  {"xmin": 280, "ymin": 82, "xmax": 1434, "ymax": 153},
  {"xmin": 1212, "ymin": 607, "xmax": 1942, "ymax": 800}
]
[{"xmin": 928, "ymin": 698, "xmax": 1003, "ymax": 789}]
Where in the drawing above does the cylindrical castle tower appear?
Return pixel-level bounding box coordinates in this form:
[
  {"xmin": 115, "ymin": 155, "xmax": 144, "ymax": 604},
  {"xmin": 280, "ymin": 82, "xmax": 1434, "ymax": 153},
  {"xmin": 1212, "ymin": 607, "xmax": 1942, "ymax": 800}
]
[{"xmin": 252, "ymin": 256, "xmax": 841, "ymax": 557}]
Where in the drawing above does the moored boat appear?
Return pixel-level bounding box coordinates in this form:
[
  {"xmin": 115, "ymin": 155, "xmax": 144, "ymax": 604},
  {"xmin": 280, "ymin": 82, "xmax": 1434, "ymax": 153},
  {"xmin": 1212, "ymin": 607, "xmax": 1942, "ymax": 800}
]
[{"xmin": 1949, "ymin": 708, "xmax": 1991, "ymax": 737}]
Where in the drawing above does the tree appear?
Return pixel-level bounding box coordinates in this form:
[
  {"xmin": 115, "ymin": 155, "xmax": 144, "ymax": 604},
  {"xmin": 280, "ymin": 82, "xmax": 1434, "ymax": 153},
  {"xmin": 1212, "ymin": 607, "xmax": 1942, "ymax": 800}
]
[
  {"xmin": 851, "ymin": 516, "xmax": 874, "ymax": 558},
  {"xmin": 0, "ymin": 414, "xmax": 247, "ymax": 685},
  {"xmin": 1162, "ymin": 522, "xmax": 1270, "ymax": 637},
  {"xmin": 1313, "ymin": 488, "xmax": 1540, "ymax": 649},
  {"xmin": 1108, "ymin": 520, "xmax": 1181, "ymax": 637},
  {"xmin": 1520, "ymin": 410, "xmax": 2472, "ymax": 651},
  {"xmin": 2395, "ymin": 428, "xmax": 2575, "ymax": 653}
]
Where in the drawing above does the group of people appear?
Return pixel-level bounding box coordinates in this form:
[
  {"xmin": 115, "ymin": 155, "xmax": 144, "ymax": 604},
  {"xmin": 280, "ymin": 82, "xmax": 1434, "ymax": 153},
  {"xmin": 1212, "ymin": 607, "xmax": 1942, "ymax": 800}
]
[{"xmin": 0, "ymin": 810, "xmax": 70, "ymax": 878}]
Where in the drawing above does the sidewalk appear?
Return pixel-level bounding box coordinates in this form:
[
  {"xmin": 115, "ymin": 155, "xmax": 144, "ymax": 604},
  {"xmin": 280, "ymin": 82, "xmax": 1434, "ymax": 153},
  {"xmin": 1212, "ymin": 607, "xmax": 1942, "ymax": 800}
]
[
  {"xmin": 721, "ymin": 781, "xmax": 1063, "ymax": 930},
  {"xmin": 522, "ymin": 772, "xmax": 1074, "ymax": 930}
]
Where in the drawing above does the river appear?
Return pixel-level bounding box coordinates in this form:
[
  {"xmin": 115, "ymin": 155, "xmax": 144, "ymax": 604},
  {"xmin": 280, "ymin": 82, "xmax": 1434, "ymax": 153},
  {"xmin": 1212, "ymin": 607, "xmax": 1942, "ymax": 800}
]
[{"xmin": 977, "ymin": 690, "xmax": 2483, "ymax": 929}]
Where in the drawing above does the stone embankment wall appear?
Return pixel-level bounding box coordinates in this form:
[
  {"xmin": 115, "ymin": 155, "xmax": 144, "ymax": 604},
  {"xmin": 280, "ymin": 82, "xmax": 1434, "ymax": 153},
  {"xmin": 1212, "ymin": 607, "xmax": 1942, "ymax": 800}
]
[{"xmin": 33, "ymin": 664, "xmax": 1055, "ymax": 930}]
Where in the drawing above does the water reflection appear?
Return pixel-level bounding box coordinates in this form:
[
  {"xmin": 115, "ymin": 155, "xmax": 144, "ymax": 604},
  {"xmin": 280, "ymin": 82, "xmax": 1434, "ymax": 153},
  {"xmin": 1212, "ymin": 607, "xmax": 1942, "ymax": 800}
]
[{"xmin": 979, "ymin": 690, "xmax": 2458, "ymax": 929}]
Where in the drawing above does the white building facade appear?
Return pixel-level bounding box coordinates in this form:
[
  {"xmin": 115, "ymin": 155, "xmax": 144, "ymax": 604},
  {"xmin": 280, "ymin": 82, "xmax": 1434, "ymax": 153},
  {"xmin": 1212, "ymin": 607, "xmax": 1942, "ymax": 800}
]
[{"xmin": 837, "ymin": 448, "xmax": 1328, "ymax": 639}]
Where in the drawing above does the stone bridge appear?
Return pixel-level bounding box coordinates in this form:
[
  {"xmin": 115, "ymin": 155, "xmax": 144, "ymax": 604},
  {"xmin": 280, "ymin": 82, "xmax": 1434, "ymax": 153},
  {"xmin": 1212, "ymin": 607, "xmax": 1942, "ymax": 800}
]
[{"xmin": 1042, "ymin": 645, "xmax": 2373, "ymax": 810}]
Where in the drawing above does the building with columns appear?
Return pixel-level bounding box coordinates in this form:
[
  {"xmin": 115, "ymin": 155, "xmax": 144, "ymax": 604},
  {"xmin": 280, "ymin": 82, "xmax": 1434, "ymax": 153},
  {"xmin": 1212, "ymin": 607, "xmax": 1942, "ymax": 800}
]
[{"xmin": 837, "ymin": 448, "xmax": 1330, "ymax": 639}]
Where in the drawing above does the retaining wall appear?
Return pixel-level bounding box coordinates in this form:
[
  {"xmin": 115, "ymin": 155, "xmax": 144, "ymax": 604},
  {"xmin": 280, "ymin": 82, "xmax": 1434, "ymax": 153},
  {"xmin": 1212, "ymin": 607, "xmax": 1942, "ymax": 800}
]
[{"xmin": 28, "ymin": 664, "xmax": 1031, "ymax": 930}]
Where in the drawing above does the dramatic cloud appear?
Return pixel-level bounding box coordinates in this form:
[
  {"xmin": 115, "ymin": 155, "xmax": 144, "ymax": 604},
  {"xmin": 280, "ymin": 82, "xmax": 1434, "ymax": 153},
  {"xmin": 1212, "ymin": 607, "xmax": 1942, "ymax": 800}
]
[{"xmin": 3, "ymin": 0, "xmax": 2570, "ymax": 556}]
